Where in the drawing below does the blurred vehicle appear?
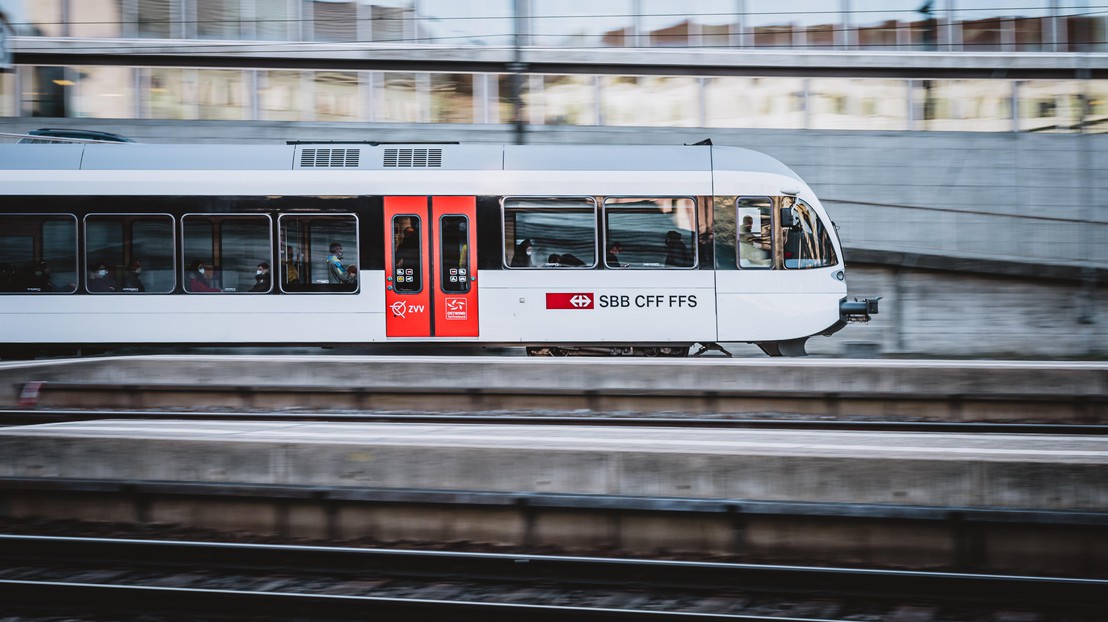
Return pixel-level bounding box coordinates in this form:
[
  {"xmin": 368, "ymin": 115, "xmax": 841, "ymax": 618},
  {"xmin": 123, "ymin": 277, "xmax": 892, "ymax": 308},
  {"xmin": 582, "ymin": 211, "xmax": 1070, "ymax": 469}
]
[
  {"xmin": 17, "ymin": 128, "xmax": 135, "ymax": 144},
  {"xmin": 0, "ymin": 140, "xmax": 878, "ymax": 358}
]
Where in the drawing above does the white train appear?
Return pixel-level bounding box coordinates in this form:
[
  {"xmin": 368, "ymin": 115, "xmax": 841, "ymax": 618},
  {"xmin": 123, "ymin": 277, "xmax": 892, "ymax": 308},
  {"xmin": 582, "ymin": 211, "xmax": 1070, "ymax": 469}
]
[{"xmin": 0, "ymin": 140, "xmax": 877, "ymax": 357}]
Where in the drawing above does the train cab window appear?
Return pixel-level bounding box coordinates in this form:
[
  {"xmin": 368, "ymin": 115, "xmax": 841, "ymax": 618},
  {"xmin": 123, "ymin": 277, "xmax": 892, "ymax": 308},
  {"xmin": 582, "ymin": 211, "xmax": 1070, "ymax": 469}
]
[
  {"xmin": 502, "ymin": 197, "xmax": 596, "ymax": 269},
  {"xmin": 280, "ymin": 214, "xmax": 359, "ymax": 293},
  {"xmin": 182, "ymin": 214, "xmax": 272, "ymax": 293},
  {"xmin": 440, "ymin": 215, "xmax": 470, "ymax": 293},
  {"xmin": 737, "ymin": 197, "xmax": 773, "ymax": 269},
  {"xmin": 0, "ymin": 214, "xmax": 77, "ymax": 294},
  {"xmin": 84, "ymin": 214, "xmax": 175, "ymax": 293},
  {"xmin": 603, "ymin": 197, "xmax": 697, "ymax": 269},
  {"xmin": 781, "ymin": 198, "xmax": 838, "ymax": 269}
]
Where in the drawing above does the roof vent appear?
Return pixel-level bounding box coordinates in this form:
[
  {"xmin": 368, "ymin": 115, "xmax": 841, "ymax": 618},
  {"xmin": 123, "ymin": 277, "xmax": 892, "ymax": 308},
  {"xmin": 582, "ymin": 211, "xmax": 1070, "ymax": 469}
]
[
  {"xmin": 300, "ymin": 148, "xmax": 360, "ymax": 168},
  {"xmin": 384, "ymin": 148, "xmax": 443, "ymax": 168}
]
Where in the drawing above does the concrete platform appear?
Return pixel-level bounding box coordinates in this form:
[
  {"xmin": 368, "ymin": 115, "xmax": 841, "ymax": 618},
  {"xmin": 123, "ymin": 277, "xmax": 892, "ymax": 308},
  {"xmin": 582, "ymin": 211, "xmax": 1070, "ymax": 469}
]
[
  {"xmin": 1, "ymin": 420, "xmax": 1105, "ymax": 511},
  {"xmin": 1, "ymin": 355, "xmax": 1106, "ymax": 420}
]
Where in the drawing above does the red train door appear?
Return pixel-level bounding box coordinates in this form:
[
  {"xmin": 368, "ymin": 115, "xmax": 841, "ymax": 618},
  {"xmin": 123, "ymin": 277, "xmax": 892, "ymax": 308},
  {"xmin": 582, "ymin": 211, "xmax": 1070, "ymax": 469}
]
[{"xmin": 384, "ymin": 196, "xmax": 478, "ymax": 338}]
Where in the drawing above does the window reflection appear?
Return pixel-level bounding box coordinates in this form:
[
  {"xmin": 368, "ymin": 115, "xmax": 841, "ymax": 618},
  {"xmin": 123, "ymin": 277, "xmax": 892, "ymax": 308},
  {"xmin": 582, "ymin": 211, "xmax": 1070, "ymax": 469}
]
[
  {"xmin": 532, "ymin": 75, "xmax": 596, "ymax": 125},
  {"xmin": 641, "ymin": 0, "xmax": 735, "ymax": 47},
  {"xmin": 0, "ymin": 72, "xmax": 14, "ymax": 117},
  {"xmin": 259, "ymin": 71, "xmax": 303, "ymax": 121},
  {"xmin": 139, "ymin": 0, "xmax": 174, "ymax": 38},
  {"xmin": 315, "ymin": 71, "xmax": 364, "ymax": 122},
  {"xmin": 197, "ymin": 0, "xmax": 242, "ymax": 39},
  {"xmin": 532, "ymin": 0, "xmax": 634, "ymax": 47},
  {"xmin": 430, "ymin": 74, "xmax": 474, "ymax": 123},
  {"xmin": 378, "ymin": 72, "xmax": 421, "ymax": 122},
  {"xmin": 915, "ymin": 80, "xmax": 1012, "ymax": 132},
  {"xmin": 418, "ymin": 0, "xmax": 513, "ymax": 46},
  {"xmin": 22, "ymin": 0, "xmax": 64, "ymax": 37},
  {"xmin": 71, "ymin": 0, "xmax": 124, "ymax": 38},
  {"xmin": 198, "ymin": 70, "xmax": 247, "ymax": 120},
  {"xmin": 312, "ymin": 0, "xmax": 358, "ymax": 42},
  {"xmin": 705, "ymin": 77, "xmax": 806, "ymax": 129},
  {"xmin": 601, "ymin": 76, "xmax": 698, "ymax": 127},
  {"xmin": 144, "ymin": 68, "xmax": 197, "ymax": 120},
  {"xmin": 0, "ymin": 215, "xmax": 77, "ymax": 294},
  {"xmin": 73, "ymin": 66, "xmax": 133, "ymax": 119},
  {"xmin": 745, "ymin": 0, "xmax": 840, "ymax": 48},
  {"xmin": 809, "ymin": 79, "xmax": 908, "ymax": 130},
  {"xmin": 362, "ymin": 0, "xmax": 416, "ymax": 42},
  {"xmin": 1018, "ymin": 80, "xmax": 1085, "ymax": 133}
]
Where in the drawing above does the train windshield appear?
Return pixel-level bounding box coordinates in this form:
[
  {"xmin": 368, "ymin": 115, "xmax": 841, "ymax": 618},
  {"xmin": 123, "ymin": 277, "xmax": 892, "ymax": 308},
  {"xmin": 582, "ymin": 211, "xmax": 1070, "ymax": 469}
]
[{"xmin": 782, "ymin": 198, "xmax": 838, "ymax": 269}]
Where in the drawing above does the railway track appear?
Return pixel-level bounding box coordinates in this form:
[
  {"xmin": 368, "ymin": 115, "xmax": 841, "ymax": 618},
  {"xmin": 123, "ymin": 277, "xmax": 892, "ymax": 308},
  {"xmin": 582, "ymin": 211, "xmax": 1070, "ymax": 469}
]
[
  {"xmin": 1, "ymin": 535, "xmax": 1104, "ymax": 621},
  {"xmin": 2, "ymin": 408, "xmax": 1105, "ymax": 434}
]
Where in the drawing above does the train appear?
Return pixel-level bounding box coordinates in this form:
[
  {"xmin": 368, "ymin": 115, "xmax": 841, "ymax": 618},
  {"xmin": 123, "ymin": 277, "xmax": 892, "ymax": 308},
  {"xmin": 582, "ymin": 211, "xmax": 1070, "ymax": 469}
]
[{"xmin": 0, "ymin": 139, "xmax": 878, "ymax": 358}]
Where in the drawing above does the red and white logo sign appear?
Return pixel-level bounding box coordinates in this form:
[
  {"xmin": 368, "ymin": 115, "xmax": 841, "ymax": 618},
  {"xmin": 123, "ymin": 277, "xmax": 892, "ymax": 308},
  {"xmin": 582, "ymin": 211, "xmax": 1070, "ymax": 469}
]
[
  {"xmin": 546, "ymin": 292, "xmax": 594, "ymax": 309},
  {"xmin": 445, "ymin": 297, "xmax": 468, "ymax": 320}
]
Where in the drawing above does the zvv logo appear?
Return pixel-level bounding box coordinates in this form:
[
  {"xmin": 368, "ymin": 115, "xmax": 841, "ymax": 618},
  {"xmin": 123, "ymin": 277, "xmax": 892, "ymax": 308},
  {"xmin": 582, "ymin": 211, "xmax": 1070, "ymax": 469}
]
[
  {"xmin": 546, "ymin": 292, "xmax": 594, "ymax": 310},
  {"xmin": 390, "ymin": 301, "xmax": 408, "ymax": 318}
]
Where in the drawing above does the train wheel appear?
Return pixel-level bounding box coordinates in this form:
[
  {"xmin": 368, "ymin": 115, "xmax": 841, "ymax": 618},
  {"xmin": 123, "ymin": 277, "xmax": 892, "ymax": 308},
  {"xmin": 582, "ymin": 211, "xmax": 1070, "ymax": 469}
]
[
  {"xmin": 660, "ymin": 346, "xmax": 689, "ymax": 357},
  {"xmin": 640, "ymin": 347, "xmax": 659, "ymax": 357}
]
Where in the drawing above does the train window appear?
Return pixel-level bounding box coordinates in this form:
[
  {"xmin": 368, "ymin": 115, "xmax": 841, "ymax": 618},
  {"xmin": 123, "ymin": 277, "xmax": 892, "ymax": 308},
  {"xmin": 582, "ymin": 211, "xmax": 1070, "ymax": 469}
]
[
  {"xmin": 502, "ymin": 197, "xmax": 596, "ymax": 269},
  {"xmin": 392, "ymin": 216, "xmax": 422, "ymax": 293},
  {"xmin": 182, "ymin": 214, "xmax": 272, "ymax": 293},
  {"xmin": 603, "ymin": 197, "xmax": 697, "ymax": 269},
  {"xmin": 0, "ymin": 214, "xmax": 77, "ymax": 294},
  {"xmin": 279, "ymin": 214, "xmax": 359, "ymax": 294},
  {"xmin": 782, "ymin": 198, "xmax": 838, "ymax": 269},
  {"xmin": 440, "ymin": 215, "xmax": 470, "ymax": 294},
  {"xmin": 84, "ymin": 214, "xmax": 175, "ymax": 293},
  {"xmin": 737, "ymin": 197, "xmax": 773, "ymax": 269}
]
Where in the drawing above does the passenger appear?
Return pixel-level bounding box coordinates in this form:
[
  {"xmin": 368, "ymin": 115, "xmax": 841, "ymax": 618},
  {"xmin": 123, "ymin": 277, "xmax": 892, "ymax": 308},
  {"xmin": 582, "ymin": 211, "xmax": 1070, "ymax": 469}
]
[
  {"xmin": 121, "ymin": 260, "xmax": 144, "ymax": 292},
  {"xmin": 327, "ymin": 242, "xmax": 355, "ymax": 285},
  {"xmin": 664, "ymin": 230, "xmax": 693, "ymax": 267},
  {"xmin": 605, "ymin": 242, "xmax": 625, "ymax": 268},
  {"xmin": 187, "ymin": 260, "xmax": 220, "ymax": 292},
  {"xmin": 510, "ymin": 239, "xmax": 533, "ymax": 267},
  {"xmin": 394, "ymin": 229, "xmax": 419, "ymax": 269},
  {"xmin": 28, "ymin": 261, "xmax": 54, "ymax": 292},
  {"xmin": 250, "ymin": 262, "xmax": 271, "ymax": 292},
  {"xmin": 87, "ymin": 262, "xmax": 116, "ymax": 292},
  {"xmin": 558, "ymin": 253, "xmax": 586, "ymax": 267}
]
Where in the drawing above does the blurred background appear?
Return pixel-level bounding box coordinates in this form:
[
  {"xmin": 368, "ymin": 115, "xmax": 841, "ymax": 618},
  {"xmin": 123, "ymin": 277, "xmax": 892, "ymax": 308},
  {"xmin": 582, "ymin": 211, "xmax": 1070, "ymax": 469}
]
[{"xmin": 0, "ymin": 0, "xmax": 1104, "ymax": 359}]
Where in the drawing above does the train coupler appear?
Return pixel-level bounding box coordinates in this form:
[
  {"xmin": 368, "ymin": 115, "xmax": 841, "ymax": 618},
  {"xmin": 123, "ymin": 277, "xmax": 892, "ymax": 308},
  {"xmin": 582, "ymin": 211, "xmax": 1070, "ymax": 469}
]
[{"xmin": 840, "ymin": 296, "xmax": 881, "ymax": 323}]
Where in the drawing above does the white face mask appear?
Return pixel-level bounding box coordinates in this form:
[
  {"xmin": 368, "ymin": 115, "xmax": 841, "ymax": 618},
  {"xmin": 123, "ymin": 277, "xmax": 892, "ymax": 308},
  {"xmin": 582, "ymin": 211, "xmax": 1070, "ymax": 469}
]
[
  {"xmin": 198, "ymin": 267, "xmax": 205, "ymax": 275},
  {"xmin": 256, "ymin": 269, "xmax": 264, "ymax": 276},
  {"xmin": 525, "ymin": 248, "xmax": 532, "ymax": 256},
  {"xmin": 97, "ymin": 269, "xmax": 108, "ymax": 277}
]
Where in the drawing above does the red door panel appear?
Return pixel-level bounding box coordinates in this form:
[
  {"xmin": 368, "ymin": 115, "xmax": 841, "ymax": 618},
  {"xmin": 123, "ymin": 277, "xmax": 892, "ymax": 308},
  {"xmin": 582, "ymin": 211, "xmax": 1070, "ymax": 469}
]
[
  {"xmin": 384, "ymin": 196, "xmax": 431, "ymax": 337},
  {"xmin": 432, "ymin": 196, "xmax": 478, "ymax": 337},
  {"xmin": 384, "ymin": 196, "xmax": 479, "ymax": 339}
]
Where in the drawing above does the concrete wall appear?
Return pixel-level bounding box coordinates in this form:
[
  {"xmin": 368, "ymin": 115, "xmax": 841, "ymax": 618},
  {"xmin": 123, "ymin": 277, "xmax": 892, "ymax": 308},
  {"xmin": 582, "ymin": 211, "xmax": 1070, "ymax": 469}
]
[{"xmin": 1, "ymin": 118, "xmax": 1104, "ymax": 357}]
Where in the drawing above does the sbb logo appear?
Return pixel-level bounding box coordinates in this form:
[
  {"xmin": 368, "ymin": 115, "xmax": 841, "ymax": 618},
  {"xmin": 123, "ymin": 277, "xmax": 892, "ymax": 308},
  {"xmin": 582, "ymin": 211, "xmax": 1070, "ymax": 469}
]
[{"xmin": 546, "ymin": 292, "xmax": 594, "ymax": 309}]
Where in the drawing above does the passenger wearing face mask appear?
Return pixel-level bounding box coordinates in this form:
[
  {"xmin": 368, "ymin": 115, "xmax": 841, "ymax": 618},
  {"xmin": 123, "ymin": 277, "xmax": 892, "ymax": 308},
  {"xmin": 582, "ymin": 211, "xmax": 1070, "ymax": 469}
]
[
  {"xmin": 187, "ymin": 260, "xmax": 220, "ymax": 293},
  {"xmin": 250, "ymin": 262, "xmax": 271, "ymax": 292},
  {"xmin": 122, "ymin": 261, "xmax": 145, "ymax": 292},
  {"xmin": 87, "ymin": 262, "xmax": 116, "ymax": 292},
  {"xmin": 29, "ymin": 261, "xmax": 54, "ymax": 292},
  {"xmin": 510, "ymin": 239, "xmax": 533, "ymax": 267}
]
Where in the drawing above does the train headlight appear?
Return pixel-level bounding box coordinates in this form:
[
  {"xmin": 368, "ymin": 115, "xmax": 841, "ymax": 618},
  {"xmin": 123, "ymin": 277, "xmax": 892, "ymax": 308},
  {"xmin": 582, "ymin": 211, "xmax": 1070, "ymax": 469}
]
[{"xmin": 833, "ymin": 270, "xmax": 845, "ymax": 281}]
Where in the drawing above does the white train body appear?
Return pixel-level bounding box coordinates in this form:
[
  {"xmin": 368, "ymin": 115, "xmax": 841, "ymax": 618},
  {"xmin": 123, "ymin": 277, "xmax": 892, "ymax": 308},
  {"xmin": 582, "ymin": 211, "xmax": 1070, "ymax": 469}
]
[{"xmin": 0, "ymin": 142, "xmax": 875, "ymax": 356}]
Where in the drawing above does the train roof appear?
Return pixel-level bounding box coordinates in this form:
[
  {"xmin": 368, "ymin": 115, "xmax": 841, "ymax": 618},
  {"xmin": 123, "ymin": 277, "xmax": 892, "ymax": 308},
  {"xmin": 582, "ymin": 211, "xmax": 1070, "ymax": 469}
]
[{"xmin": 0, "ymin": 142, "xmax": 801, "ymax": 180}]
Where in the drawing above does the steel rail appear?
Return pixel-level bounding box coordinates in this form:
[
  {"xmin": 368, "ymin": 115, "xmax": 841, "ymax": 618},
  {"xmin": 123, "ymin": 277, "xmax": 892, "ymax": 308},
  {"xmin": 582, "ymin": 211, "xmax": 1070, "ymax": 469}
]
[
  {"xmin": 1, "ymin": 408, "xmax": 1105, "ymax": 434},
  {"xmin": 1, "ymin": 535, "xmax": 1104, "ymax": 608}
]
